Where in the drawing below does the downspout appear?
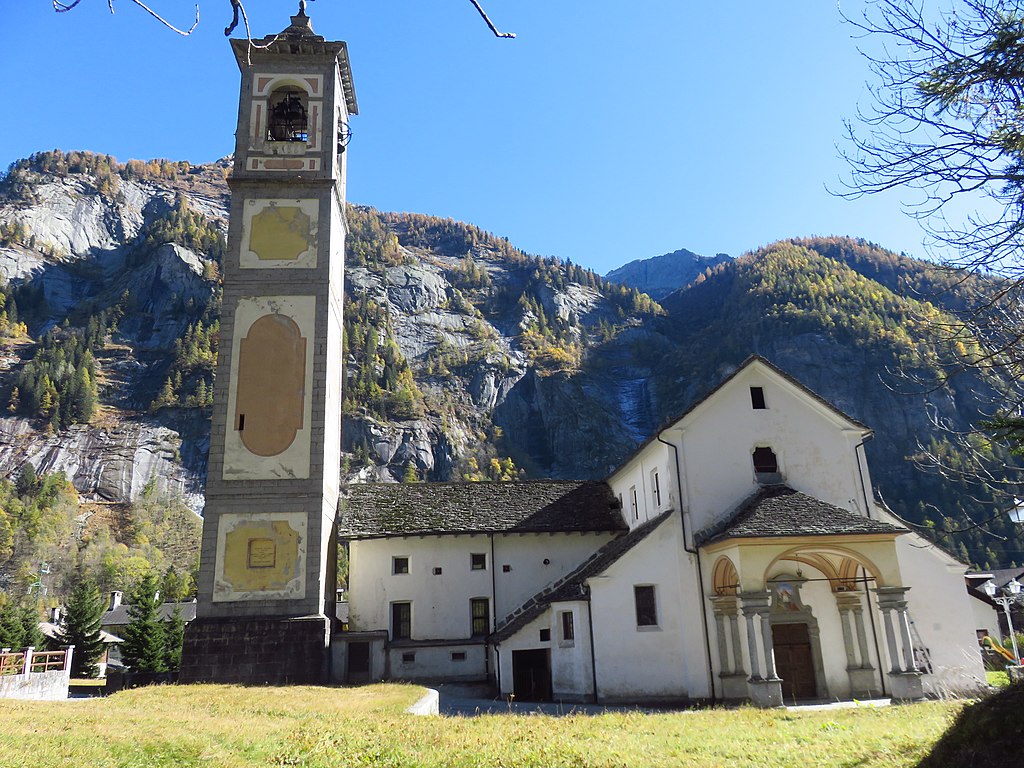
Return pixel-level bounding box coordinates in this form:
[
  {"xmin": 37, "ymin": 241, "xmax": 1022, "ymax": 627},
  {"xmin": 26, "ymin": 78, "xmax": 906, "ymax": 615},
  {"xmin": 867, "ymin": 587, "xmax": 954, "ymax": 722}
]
[
  {"xmin": 854, "ymin": 432, "xmax": 874, "ymax": 520},
  {"xmin": 658, "ymin": 431, "xmax": 716, "ymax": 703},
  {"xmin": 586, "ymin": 593, "xmax": 599, "ymax": 703},
  {"xmin": 489, "ymin": 533, "xmax": 497, "ymax": 684}
]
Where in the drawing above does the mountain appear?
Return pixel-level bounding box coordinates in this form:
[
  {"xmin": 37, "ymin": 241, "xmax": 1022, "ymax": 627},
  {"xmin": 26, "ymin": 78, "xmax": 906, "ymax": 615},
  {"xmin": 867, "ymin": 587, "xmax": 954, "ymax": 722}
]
[
  {"xmin": 604, "ymin": 248, "xmax": 731, "ymax": 300},
  {"xmin": 0, "ymin": 150, "xmax": 1020, "ymax": 591}
]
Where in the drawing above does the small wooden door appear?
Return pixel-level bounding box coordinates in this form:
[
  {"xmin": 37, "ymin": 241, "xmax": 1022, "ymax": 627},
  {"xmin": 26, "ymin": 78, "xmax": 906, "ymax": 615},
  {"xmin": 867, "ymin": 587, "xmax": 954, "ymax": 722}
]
[
  {"xmin": 512, "ymin": 649, "xmax": 552, "ymax": 702},
  {"xmin": 772, "ymin": 623, "xmax": 817, "ymax": 701}
]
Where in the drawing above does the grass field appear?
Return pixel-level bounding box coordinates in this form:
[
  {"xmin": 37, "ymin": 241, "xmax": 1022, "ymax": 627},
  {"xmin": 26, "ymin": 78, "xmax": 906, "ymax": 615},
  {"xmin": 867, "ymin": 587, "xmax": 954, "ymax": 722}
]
[{"xmin": 0, "ymin": 684, "xmax": 964, "ymax": 768}]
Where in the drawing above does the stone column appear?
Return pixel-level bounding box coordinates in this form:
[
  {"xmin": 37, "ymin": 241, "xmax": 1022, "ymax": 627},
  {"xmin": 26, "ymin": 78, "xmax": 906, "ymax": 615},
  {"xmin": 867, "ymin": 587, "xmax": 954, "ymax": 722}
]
[
  {"xmin": 712, "ymin": 595, "xmax": 748, "ymax": 700},
  {"xmin": 740, "ymin": 591, "xmax": 782, "ymax": 707},
  {"xmin": 874, "ymin": 586, "xmax": 924, "ymax": 701},
  {"xmin": 837, "ymin": 591, "xmax": 879, "ymax": 697}
]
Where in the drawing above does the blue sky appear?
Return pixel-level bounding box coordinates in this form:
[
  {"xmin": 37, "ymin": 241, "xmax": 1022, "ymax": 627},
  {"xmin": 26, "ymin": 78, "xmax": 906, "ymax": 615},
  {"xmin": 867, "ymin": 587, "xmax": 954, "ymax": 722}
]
[{"xmin": 5, "ymin": 1, "xmax": 937, "ymax": 274}]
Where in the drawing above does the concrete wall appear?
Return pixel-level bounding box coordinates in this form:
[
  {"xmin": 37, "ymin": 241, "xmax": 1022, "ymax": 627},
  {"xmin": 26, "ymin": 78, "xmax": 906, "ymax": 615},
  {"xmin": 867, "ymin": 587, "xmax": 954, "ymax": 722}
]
[
  {"xmin": 0, "ymin": 669, "xmax": 70, "ymax": 701},
  {"xmin": 386, "ymin": 642, "xmax": 487, "ymax": 682}
]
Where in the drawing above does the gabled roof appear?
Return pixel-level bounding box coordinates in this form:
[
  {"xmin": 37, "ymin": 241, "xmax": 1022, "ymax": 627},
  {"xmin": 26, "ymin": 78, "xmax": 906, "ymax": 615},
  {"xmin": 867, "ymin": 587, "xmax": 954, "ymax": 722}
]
[
  {"xmin": 490, "ymin": 511, "xmax": 674, "ymax": 643},
  {"xmin": 340, "ymin": 480, "xmax": 626, "ymax": 538},
  {"xmin": 695, "ymin": 485, "xmax": 905, "ymax": 546},
  {"xmin": 40, "ymin": 622, "xmax": 123, "ymax": 645},
  {"xmin": 607, "ymin": 355, "xmax": 869, "ymax": 481}
]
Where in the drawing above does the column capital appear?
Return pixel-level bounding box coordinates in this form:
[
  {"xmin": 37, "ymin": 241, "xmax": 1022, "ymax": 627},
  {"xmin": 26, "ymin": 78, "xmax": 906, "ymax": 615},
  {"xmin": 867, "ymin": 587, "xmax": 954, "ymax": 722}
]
[
  {"xmin": 873, "ymin": 585, "xmax": 910, "ymax": 610},
  {"xmin": 739, "ymin": 591, "xmax": 772, "ymax": 615}
]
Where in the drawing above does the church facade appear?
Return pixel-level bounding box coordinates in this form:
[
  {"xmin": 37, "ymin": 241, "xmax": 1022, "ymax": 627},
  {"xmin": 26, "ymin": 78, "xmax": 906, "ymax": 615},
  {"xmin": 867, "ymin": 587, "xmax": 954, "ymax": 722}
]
[{"xmin": 337, "ymin": 356, "xmax": 986, "ymax": 705}]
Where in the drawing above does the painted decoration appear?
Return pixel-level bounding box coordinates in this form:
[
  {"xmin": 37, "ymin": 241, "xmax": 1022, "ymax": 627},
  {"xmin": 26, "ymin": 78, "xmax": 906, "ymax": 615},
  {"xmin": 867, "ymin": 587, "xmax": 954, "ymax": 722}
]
[
  {"xmin": 240, "ymin": 198, "xmax": 319, "ymax": 269},
  {"xmin": 214, "ymin": 513, "xmax": 307, "ymax": 601},
  {"xmin": 235, "ymin": 314, "xmax": 306, "ymax": 457},
  {"xmin": 223, "ymin": 296, "xmax": 315, "ymax": 480}
]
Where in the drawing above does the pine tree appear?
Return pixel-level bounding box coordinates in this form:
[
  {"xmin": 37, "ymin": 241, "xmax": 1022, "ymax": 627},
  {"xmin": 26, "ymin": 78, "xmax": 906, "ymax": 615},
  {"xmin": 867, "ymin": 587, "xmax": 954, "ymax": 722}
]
[
  {"xmin": 161, "ymin": 605, "xmax": 185, "ymax": 673},
  {"xmin": 56, "ymin": 579, "xmax": 106, "ymax": 678},
  {"xmin": 120, "ymin": 573, "xmax": 167, "ymax": 673}
]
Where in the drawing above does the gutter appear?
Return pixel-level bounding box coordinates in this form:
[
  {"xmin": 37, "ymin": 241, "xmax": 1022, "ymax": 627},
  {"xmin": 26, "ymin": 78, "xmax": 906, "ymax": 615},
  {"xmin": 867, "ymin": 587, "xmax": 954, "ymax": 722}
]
[
  {"xmin": 586, "ymin": 593, "xmax": 599, "ymax": 703},
  {"xmin": 658, "ymin": 430, "xmax": 716, "ymax": 703}
]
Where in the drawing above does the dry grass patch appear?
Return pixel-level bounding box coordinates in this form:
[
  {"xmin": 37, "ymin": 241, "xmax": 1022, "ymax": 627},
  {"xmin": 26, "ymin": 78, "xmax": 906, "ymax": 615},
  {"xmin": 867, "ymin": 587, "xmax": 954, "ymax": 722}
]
[{"xmin": 0, "ymin": 684, "xmax": 963, "ymax": 768}]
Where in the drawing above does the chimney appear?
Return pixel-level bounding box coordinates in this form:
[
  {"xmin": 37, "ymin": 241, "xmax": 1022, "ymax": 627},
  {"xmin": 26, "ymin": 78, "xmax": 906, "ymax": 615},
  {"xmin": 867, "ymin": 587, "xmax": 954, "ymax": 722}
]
[
  {"xmin": 50, "ymin": 606, "xmax": 61, "ymax": 624},
  {"xmin": 109, "ymin": 591, "xmax": 123, "ymax": 611}
]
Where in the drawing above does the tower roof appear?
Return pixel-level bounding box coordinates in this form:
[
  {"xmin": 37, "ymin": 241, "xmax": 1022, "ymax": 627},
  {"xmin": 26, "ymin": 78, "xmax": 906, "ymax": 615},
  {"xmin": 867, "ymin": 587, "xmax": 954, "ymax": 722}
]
[{"xmin": 230, "ymin": 3, "xmax": 358, "ymax": 115}]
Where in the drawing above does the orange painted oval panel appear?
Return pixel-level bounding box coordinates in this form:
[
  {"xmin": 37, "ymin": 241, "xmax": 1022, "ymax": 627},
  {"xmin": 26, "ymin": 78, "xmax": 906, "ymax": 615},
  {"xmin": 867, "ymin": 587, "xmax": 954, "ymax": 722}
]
[{"xmin": 235, "ymin": 314, "xmax": 306, "ymax": 457}]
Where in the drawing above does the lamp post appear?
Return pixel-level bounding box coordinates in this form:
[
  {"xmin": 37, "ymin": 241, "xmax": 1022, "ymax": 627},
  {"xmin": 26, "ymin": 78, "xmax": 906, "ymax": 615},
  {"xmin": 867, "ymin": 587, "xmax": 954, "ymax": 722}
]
[{"xmin": 986, "ymin": 578, "xmax": 1023, "ymax": 665}]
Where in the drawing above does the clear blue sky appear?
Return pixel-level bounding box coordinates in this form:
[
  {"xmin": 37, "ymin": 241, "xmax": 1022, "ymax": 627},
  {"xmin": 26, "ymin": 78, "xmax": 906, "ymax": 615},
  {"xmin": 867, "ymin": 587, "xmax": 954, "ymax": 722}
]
[{"xmin": 5, "ymin": 1, "xmax": 936, "ymax": 274}]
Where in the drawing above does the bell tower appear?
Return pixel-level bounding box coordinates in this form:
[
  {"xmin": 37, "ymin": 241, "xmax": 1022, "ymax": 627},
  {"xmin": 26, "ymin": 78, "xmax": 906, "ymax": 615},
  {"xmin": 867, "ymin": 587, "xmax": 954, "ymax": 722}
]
[{"xmin": 181, "ymin": 4, "xmax": 356, "ymax": 684}]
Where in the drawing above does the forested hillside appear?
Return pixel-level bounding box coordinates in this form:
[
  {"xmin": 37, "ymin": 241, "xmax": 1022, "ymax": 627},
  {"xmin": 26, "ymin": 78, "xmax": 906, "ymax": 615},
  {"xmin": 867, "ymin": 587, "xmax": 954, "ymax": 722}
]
[{"xmin": 0, "ymin": 151, "xmax": 1020, "ymax": 604}]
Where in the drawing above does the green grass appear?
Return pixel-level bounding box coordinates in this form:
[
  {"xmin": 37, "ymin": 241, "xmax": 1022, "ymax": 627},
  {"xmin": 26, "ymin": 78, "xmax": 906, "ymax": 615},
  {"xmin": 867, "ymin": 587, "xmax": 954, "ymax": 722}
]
[
  {"xmin": 0, "ymin": 684, "xmax": 964, "ymax": 768},
  {"xmin": 987, "ymin": 669, "xmax": 1010, "ymax": 688}
]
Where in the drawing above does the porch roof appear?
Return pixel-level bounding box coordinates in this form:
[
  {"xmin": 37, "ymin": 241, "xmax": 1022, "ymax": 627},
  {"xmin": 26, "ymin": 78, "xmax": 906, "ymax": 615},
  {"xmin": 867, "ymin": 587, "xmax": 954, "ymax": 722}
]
[
  {"xmin": 695, "ymin": 485, "xmax": 905, "ymax": 546},
  {"xmin": 340, "ymin": 480, "xmax": 626, "ymax": 538}
]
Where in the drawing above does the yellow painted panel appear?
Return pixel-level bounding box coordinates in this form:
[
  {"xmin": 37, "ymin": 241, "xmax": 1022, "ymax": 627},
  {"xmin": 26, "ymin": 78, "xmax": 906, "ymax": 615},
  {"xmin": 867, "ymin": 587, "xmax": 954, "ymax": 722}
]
[
  {"xmin": 249, "ymin": 205, "xmax": 313, "ymax": 261},
  {"xmin": 223, "ymin": 520, "xmax": 302, "ymax": 592}
]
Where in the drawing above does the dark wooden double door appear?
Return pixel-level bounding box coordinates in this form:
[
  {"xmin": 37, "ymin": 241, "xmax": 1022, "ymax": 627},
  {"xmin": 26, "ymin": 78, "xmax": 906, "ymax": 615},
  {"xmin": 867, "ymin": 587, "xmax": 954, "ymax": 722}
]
[{"xmin": 772, "ymin": 622, "xmax": 817, "ymax": 701}]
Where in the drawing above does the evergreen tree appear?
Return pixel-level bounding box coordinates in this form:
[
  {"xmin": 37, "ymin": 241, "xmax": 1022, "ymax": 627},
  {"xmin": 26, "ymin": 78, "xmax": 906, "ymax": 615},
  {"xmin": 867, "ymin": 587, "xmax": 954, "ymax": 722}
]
[
  {"xmin": 161, "ymin": 605, "xmax": 185, "ymax": 673},
  {"xmin": 55, "ymin": 579, "xmax": 106, "ymax": 678},
  {"xmin": 120, "ymin": 573, "xmax": 167, "ymax": 673}
]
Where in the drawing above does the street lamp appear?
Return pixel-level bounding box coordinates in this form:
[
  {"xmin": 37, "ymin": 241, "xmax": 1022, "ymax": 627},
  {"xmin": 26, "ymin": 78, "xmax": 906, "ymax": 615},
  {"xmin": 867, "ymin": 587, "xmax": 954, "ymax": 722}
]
[{"xmin": 986, "ymin": 578, "xmax": 1023, "ymax": 665}]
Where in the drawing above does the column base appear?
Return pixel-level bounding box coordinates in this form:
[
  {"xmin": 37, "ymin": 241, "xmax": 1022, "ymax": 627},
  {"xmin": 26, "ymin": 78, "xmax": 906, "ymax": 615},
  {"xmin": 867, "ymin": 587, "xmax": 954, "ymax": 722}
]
[
  {"xmin": 887, "ymin": 671, "xmax": 924, "ymax": 702},
  {"xmin": 719, "ymin": 672, "xmax": 749, "ymax": 701},
  {"xmin": 180, "ymin": 615, "xmax": 330, "ymax": 685},
  {"xmin": 747, "ymin": 678, "xmax": 783, "ymax": 708},
  {"xmin": 847, "ymin": 667, "xmax": 881, "ymax": 699}
]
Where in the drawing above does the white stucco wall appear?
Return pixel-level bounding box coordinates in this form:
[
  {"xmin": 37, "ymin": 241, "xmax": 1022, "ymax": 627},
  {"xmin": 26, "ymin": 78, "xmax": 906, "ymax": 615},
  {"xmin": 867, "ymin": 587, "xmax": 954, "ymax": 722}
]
[
  {"xmin": 347, "ymin": 532, "xmax": 616, "ymax": 639},
  {"xmin": 387, "ymin": 642, "xmax": 487, "ymax": 682},
  {"xmin": 968, "ymin": 595, "xmax": 1000, "ymax": 640},
  {"xmin": 607, "ymin": 440, "xmax": 676, "ymax": 531},
  {"xmin": 587, "ymin": 514, "xmax": 706, "ymax": 702},
  {"xmin": 671, "ymin": 363, "xmax": 871, "ymax": 538}
]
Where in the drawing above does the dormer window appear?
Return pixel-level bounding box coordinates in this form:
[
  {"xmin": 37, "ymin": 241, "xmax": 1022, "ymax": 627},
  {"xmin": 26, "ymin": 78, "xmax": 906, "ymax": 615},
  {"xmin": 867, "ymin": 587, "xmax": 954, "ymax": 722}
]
[
  {"xmin": 268, "ymin": 89, "xmax": 309, "ymax": 142},
  {"xmin": 750, "ymin": 386, "xmax": 766, "ymax": 409}
]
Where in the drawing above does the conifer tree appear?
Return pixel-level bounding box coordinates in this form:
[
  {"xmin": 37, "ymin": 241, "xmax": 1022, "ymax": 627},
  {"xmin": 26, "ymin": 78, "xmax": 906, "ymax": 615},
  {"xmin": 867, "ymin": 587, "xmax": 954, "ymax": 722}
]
[
  {"xmin": 120, "ymin": 573, "xmax": 166, "ymax": 673},
  {"xmin": 56, "ymin": 578, "xmax": 106, "ymax": 678},
  {"xmin": 161, "ymin": 605, "xmax": 185, "ymax": 673}
]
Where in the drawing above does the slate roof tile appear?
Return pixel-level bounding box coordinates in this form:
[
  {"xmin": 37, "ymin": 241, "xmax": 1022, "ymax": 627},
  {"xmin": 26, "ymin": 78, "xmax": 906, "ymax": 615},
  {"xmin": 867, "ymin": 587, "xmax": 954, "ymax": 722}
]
[
  {"xmin": 340, "ymin": 480, "xmax": 627, "ymax": 538},
  {"xmin": 695, "ymin": 485, "xmax": 905, "ymax": 546}
]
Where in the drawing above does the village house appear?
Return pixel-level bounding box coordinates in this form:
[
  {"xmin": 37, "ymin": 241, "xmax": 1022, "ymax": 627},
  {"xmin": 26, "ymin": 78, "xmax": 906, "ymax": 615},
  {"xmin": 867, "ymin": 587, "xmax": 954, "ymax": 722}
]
[{"xmin": 336, "ymin": 356, "xmax": 987, "ymax": 705}]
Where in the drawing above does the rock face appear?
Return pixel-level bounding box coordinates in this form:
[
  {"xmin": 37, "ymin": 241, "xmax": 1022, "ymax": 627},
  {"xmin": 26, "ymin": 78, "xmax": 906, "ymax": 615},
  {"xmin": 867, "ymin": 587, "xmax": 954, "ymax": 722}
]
[{"xmin": 605, "ymin": 248, "xmax": 732, "ymax": 300}]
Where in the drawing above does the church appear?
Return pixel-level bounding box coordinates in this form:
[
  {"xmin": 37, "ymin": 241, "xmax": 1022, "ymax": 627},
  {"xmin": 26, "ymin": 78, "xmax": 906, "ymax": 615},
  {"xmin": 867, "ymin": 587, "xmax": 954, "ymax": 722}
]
[
  {"xmin": 336, "ymin": 356, "xmax": 986, "ymax": 705},
  {"xmin": 179, "ymin": 6, "xmax": 985, "ymax": 705}
]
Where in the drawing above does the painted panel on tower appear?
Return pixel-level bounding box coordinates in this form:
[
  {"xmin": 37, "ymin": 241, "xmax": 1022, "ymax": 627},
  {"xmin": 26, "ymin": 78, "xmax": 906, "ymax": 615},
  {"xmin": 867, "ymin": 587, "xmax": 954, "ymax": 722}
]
[
  {"xmin": 236, "ymin": 314, "xmax": 306, "ymax": 456},
  {"xmin": 240, "ymin": 199, "xmax": 319, "ymax": 269},
  {"xmin": 214, "ymin": 512, "xmax": 307, "ymax": 601},
  {"xmin": 223, "ymin": 296, "xmax": 316, "ymax": 480}
]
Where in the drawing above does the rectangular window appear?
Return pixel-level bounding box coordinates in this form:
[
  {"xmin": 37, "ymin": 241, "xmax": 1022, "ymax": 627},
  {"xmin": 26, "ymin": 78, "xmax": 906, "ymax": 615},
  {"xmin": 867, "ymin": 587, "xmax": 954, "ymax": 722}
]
[
  {"xmin": 401, "ymin": 652, "xmax": 415, "ymax": 664},
  {"xmin": 634, "ymin": 585, "xmax": 658, "ymax": 627},
  {"xmin": 433, "ymin": 567, "xmax": 443, "ymax": 575},
  {"xmin": 560, "ymin": 611, "xmax": 575, "ymax": 642},
  {"xmin": 471, "ymin": 553, "xmax": 487, "ymax": 571},
  {"xmin": 630, "ymin": 486, "xmax": 639, "ymax": 521},
  {"xmin": 539, "ymin": 628, "xmax": 551, "ymax": 642},
  {"xmin": 393, "ymin": 556, "xmax": 409, "ymax": 575},
  {"xmin": 451, "ymin": 651, "xmax": 467, "ymax": 662},
  {"xmin": 391, "ymin": 602, "xmax": 411, "ymax": 640},
  {"xmin": 652, "ymin": 471, "xmax": 662, "ymax": 507},
  {"xmin": 471, "ymin": 598, "xmax": 489, "ymax": 636},
  {"xmin": 750, "ymin": 386, "xmax": 767, "ymax": 409}
]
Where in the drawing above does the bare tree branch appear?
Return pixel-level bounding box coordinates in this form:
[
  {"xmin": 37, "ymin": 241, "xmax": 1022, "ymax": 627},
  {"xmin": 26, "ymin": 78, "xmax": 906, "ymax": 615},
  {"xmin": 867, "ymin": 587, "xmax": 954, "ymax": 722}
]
[
  {"xmin": 54, "ymin": 0, "xmax": 199, "ymax": 35},
  {"xmin": 468, "ymin": 0, "xmax": 516, "ymax": 38}
]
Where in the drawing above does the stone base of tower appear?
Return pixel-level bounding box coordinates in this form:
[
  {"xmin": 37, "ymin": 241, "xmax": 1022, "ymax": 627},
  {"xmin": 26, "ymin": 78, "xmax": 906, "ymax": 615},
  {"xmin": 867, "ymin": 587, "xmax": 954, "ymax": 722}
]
[{"xmin": 179, "ymin": 615, "xmax": 330, "ymax": 685}]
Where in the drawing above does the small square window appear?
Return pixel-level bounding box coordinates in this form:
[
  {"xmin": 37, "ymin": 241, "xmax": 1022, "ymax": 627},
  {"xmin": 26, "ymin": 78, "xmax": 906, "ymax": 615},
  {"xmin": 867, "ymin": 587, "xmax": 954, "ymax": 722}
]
[
  {"xmin": 401, "ymin": 652, "xmax": 416, "ymax": 664},
  {"xmin": 750, "ymin": 386, "xmax": 767, "ymax": 409},
  {"xmin": 634, "ymin": 585, "xmax": 658, "ymax": 627},
  {"xmin": 502, "ymin": 564, "xmax": 511, "ymax": 573},
  {"xmin": 752, "ymin": 446, "xmax": 778, "ymax": 475},
  {"xmin": 433, "ymin": 567, "xmax": 443, "ymax": 575},
  {"xmin": 451, "ymin": 651, "xmax": 467, "ymax": 662},
  {"xmin": 393, "ymin": 556, "xmax": 409, "ymax": 575},
  {"xmin": 471, "ymin": 553, "xmax": 487, "ymax": 571},
  {"xmin": 539, "ymin": 628, "xmax": 551, "ymax": 642}
]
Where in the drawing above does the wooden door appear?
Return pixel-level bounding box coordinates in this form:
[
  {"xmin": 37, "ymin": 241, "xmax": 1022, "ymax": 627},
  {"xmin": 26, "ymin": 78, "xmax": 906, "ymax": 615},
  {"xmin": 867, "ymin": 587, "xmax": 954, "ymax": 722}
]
[
  {"xmin": 772, "ymin": 623, "xmax": 817, "ymax": 701},
  {"xmin": 511, "ymin": 649, "xmax": 552, "ymax": 702},
  {"xmin": 347, "ymin": 642, "xmax": 370, "ymax": 683}
]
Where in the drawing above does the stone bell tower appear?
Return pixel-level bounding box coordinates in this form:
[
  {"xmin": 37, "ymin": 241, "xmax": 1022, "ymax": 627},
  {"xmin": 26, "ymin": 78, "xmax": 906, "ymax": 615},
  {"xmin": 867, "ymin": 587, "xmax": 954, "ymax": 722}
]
[{"xmin": 181, "ymin": 3, "xmax": 356, "ymax": 684}]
